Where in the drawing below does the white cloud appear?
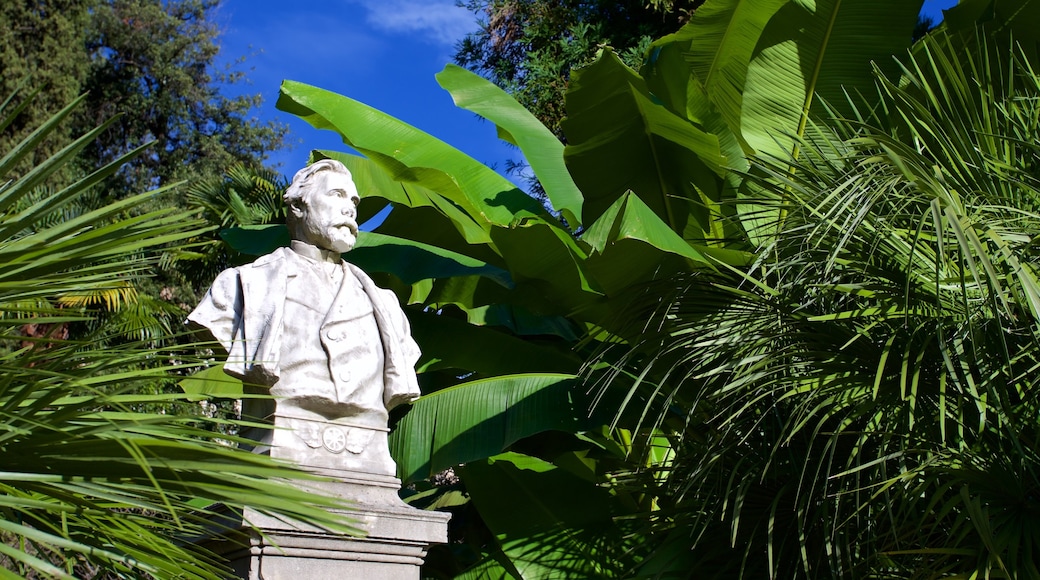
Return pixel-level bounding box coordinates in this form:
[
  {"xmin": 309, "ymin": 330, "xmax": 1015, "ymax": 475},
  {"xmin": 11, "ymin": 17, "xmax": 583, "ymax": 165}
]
[{"xmin": 349, "ymin": 0, "xmax": 478, "ymax": 46}]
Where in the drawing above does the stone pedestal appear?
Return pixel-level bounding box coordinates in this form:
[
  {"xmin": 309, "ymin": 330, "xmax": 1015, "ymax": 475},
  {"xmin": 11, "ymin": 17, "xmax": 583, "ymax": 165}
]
[
  {"xmin": 203, "ymin": 413, "xmax": 450, "ymax": 579},
  {"xmin": 204, "ymin": 470, "xmax": 450, "ymax": 580}
]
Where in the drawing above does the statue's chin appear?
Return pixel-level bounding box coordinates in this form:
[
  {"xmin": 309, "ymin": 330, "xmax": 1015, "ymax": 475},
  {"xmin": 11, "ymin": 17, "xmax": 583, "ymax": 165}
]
[
  {"xmin": 296, "ymin": 224, "xmax": 356, "ymax": 254},
  {"xmin": 326, "ymin": 234, "xmax": 356, "ymax": 254}
]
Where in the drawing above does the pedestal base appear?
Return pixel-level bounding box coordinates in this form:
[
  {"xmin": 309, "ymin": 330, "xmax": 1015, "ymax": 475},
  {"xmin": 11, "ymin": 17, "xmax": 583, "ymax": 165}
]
[
  {"xmin": 206, "ymin": 404, "xmax": 450, "ymax": 578},
  {"xmin": 205, "ymin": 476, "xmax": 450, "ymax": 580}
]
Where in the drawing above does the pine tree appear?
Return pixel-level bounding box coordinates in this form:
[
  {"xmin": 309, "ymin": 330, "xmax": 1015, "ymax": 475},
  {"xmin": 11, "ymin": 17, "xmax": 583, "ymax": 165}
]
[
  {"xmin": 0, "ymin": 1, "xmax": 92, "ymax": 174},
  {"xmin": 78, "ymin": 0, "xmax": 287, "ymax": 201},
  {"xmin": 0, "ymin": 0, "xmax": 286, "ymax": 201}
]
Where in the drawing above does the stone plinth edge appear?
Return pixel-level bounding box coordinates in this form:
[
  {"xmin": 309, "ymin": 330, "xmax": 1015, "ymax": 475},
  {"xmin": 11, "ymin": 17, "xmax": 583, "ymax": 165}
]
[{"xmin": 200, "ymin": 478, "xmax": 450, "ymax": 580}]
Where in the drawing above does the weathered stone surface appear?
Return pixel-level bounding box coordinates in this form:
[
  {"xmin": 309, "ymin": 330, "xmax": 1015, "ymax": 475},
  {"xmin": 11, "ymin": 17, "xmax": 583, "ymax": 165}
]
[
  {"xmin": 189, "ymin": 160, "xmax": 449, "ymax": 577},
  {"xmin": 189, "ymin": 158, "xmax": 423, "ymax": 477},
  {"xmin": 204, "ymin": 492, "xmax": 450, "ymax": 580}
]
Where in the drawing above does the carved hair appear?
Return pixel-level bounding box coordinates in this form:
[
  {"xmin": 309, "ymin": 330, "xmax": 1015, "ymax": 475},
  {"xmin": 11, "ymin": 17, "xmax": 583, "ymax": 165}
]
[{"xmin": 283, "ymin": 159, "xmax": 352, "ymax": 208}]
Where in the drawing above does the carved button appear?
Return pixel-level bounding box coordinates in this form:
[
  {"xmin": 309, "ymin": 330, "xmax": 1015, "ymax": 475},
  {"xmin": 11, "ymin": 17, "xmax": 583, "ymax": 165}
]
[
  {"xmin": 339, "ymin": 370, "xmax": 351, "ymax": 382},
  {"xmin": 326, "ymin": 329, "xmax": 341, "ymax": 341},
  {"xmin": 322, "ymin": 427, "xmax": 346, "ymax": 454}
]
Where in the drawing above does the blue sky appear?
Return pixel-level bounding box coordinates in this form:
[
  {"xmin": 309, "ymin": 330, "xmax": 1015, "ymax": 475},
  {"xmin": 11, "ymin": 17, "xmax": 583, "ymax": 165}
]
[
  {"xmin": 214, "ymin": 0, "xmax": 503, "ymax": 179},
  {"xmin": 215, "ymin": 0, "xmax": 961, "ymax": 184}
]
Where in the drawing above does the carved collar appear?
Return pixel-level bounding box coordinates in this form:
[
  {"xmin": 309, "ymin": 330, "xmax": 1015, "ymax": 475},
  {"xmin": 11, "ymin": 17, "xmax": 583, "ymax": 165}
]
[{"xmin": 290, "ymin": 240, "xmax": 342, "ymax": 264}]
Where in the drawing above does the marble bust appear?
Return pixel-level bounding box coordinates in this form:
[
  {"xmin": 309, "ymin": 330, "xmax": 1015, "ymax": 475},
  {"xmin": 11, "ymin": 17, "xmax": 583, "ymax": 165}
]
[{"xmin": 188, "ymin": 159, "xmax": 421, "ymax": 475}]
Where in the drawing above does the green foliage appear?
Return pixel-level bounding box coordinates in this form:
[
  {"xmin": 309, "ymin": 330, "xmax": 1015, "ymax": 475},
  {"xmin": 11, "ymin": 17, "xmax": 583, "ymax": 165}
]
[
  {"xmin": 253, "ymin": 0, "xmax": 1040, "ymax": 577},
  {"xmin": 273, "ymin": 77, "xmax": 669, "ymax": 576},
  {"xmin": 455, "ymin": 450, "xmax": 647, "ymax": 578},
  {"xmin": 455, "ymin": 0, "xmax": 705, "ymax": 140},
  {"xmin": 0, "ymin": 0, "xmax": 290, "ymax": 372},
  {"xmin": 177, "ymin": 164, "xmax": 289, "ymax": 291},
  {"xmin": 78, "ymin": 0, "xmax": 287, "ymax": 200},
  {"xmin": 437, "ymin": 65, "xmax": 584, "ymax": 226},
  {"xmin": 0, "ymin": 0, "xmax": 287, "ymax": 215},
  {"xmin": 595, "ymin": 28, "xmax": 1040, "ymax": 579},
  {"xmin": 390, "ymin": 375, "xmax": 583, "ymax": 484},
  {"xmin": 0, "ymin": 1, "xmax": 91, "ymax": 177},
  {"xmin": 564, "ymin": 49, "xmax": 730, "ymax": 238},
  {"xmin": 737, "ymin": 0, "xmax": 922, "ymax": 160},
  {"xmin": 0, "ymin": 89, "xmax": 355, "ymax": 578}
]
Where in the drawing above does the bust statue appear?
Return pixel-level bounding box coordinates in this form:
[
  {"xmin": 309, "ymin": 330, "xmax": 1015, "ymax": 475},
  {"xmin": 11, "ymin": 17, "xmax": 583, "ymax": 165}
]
[{"xmin": 188, "ymin": 159, "xmax": 421, "ymax": 476}]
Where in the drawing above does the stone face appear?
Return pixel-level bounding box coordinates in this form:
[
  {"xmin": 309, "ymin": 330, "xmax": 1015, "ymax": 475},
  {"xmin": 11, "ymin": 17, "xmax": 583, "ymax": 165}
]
[{"xmin": 188, "ymin": 159, "xmax": 448, "ymax": 577}]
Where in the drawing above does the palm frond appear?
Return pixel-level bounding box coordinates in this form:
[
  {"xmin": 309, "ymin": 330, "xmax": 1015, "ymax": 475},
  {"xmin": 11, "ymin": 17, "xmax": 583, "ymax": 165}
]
[
  {"xmin": 588, "ymin": 31, "xmax": 1040, "ymax": 578},
  {"xmin": 0, "ymin": 87, "xmax": 357, "ymax": 578}
]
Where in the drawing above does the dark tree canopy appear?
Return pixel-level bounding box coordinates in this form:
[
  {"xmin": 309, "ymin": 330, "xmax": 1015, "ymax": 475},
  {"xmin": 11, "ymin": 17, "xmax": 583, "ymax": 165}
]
[
  {"xmin": 0, "ymin": 1, "xmax": 92, "ymax": 172},
  {"xmin": 0, "ymin": 0, "xmax": 287, "ymax": 200},
  {"xmin": 79, "ymin": 0, "xmax": 287, "ymax": 199},
  {"xmin": 455, "ymin": 0, "xmax": 704, "ymax": 140},
  {"xmin": 1, "ymin": 0, "xmax": 290, "ymax": 332}
]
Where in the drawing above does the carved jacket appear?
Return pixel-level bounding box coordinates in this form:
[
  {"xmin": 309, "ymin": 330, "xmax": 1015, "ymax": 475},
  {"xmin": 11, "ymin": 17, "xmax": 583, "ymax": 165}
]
[{"xmin": 188, "ymin": 247, "xmax": 421, "ymax": 411}]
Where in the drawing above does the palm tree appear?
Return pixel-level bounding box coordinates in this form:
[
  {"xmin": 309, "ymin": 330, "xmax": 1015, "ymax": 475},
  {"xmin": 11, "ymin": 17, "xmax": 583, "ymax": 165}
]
[
  {"xmin": 0, "ymin": 89, "xmax": 356, "ymax": 578},
  {"xmin": 177, "ymin": 163, "xmax": 289, "ymax": 290},
  {"xmin": 593, "ymin": 31, "xmax": 1040, "ymax": 578}
]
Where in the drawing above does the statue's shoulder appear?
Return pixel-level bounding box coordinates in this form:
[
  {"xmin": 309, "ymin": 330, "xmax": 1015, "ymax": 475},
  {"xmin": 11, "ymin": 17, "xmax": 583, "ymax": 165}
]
[
  {"xmin": 346, "ymin": 263, "xmax": 403, "ymax": 310},
  {"xmin": 207, "ymin": 247, "xmax": 290, "ymax": 291},
  {"xmin": 248, "ymin": 246, "xmax": 292, "ymax": 268},
  {"xmin": 232, "ymin": 247, "xmax": 293, "ymax": 274},
  {"xmin": 345, "ymin": 262, "xmax": 382, "ymax": 293}
]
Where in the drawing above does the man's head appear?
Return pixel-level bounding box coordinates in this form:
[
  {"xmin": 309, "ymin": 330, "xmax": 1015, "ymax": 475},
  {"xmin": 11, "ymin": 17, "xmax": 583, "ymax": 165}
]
[{"xmin": 284, "ymin": 160, "xmax": 361, "ymax": 253}]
